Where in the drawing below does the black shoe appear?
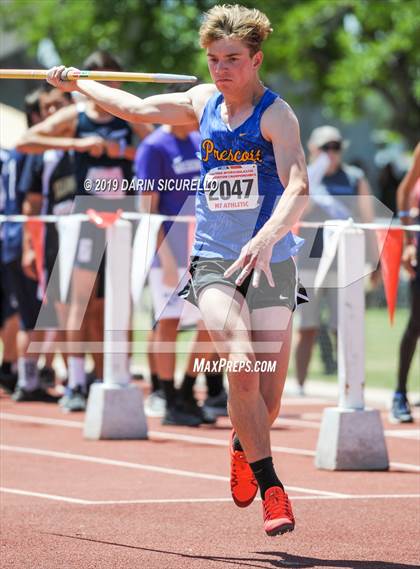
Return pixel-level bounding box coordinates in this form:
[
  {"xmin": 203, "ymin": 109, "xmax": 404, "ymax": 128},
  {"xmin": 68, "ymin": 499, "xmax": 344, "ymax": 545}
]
[
  {"xmin": 0, "ymin": 371, "xmax": 18, "ymax": 394},
  {"xmin": 85, "ymin": 371, "xmax": 97, "ymax": 395},
  {"xmin": 12, "ymin": 387, "xmax": 60, "ymax": 403},
  {"xmin": 182, "ymin": 396, "xmax": 217, "ymax": 425},
  {"xmin": 390, "ymin": 392, "xmax": 413, "ymax": 423},
  {"xmin": 60, "ymin": 386, "xmax": 87, "ymax": 412},
  {"xmin": 39, "ymin": 366, "xmax": 56, "ymax": 388},
  {"xmin": 132, "ymin": 372, "xmax": 144, "ymax": 381},
  {"xmin": 162, "ymin": 404, "xmax": 202, "ymax": 427},
  {"xmin": 203, "ymin": 389, "xmax": 228, "ymax": 417}
]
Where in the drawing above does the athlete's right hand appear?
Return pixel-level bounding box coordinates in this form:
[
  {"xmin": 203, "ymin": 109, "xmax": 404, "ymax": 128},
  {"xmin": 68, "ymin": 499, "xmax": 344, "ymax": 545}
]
[
  {"xmin": 22, "ymin": 247, "xmax": 38, "ymax": 281},
  {"xmin": 75, "ymin": 136, "xmax": 105, "ymax": 157},
  {"xmin": 104, "ymin": 140, "xmax": 121, "ymax": 159},
  {"xmin": 46, "ymin": 65, "xmax": 80, "ymax": 92},
  {"xmin": 224, "ymin": 236, "xmax": 275, "ymax": 289},
  {"xmin": 401, "ymin": 243, "xmax": 417, "ymax": 279}
]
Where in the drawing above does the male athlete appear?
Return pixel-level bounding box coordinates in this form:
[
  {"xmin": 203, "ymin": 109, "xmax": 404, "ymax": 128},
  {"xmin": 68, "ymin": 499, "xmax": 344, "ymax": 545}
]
[{"xmin": 47, "ymin": 5, "xmax": 308, "ymax": 536}]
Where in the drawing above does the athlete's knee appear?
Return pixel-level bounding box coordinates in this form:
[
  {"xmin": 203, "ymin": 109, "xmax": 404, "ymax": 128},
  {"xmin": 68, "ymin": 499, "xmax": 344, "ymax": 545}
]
[
  {"xmin": 228, "ymin": 350, "xmax": 256, "ymax": 370},
  {"xmin": 227, "ymin": 352, "xmax": 258, "ymax": 394}
]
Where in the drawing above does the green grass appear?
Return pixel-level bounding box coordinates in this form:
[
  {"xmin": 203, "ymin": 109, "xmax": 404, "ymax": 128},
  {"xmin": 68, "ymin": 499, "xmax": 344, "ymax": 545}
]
[
  {"xmin": 289, "ymin": 307, "xmax": 419, "ymax": 392},
  {"xmin": 133, "ymin": 306, "xmax": 419, "ymax": 393}
]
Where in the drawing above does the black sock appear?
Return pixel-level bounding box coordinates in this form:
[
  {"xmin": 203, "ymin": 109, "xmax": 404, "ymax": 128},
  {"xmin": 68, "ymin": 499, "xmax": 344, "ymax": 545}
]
[
  {"xmin": 180, "ymin": 374, "xmax": 196, "ymax": 400},
  {"xmin": 150, "ymin": 373, "xmax": 160, "ymax": 393},
  {"xmin": 232, "ymin": 432, "xmax": 243, "ymax": 452},
  {"xmin": 206, "ymin": 372, "xmax": 224, "ymax": 397},
  {"xmin": 1, "ymin": 361, "xmax": 12, "ymax": 375},
  {"xmin": 249, "ymin": 456, "xmax": 283, "ymax": 499},
  {"xmin": 161, "ymin": 379, "xmax": 177, "ymax": 408}
]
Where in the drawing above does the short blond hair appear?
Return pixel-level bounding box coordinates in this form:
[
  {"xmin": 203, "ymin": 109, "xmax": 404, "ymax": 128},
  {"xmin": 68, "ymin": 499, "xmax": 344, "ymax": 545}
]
[{"xmin": 199, "ymin": 4, "xmax": 273, "ymax": 56}]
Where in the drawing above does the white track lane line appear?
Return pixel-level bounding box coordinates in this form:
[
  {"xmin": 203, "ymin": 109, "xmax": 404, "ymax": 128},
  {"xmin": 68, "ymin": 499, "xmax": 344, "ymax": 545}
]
[
  {"xmin": 387, "ymin": 462, "xmax": 420, "ymax": 472},
  {"xmin": 0, "ymin": 487, "xmax": 93, "ymax": 504},
  {"xmin": 0, "ymin": 413, "xmax": 321, "ymax": 434},
  {"xmin": 149, "ymin": 430, "xmax": 316, "ymax": 457},
  {"xmin": 87, "ymin": 494, "xmax": 420, "ymax": 504},
  {"xmin": 0, "ymin": 445, "xmax": 229, "ymax": 482},
  {"xmin": 0, "ymin": 413, "xmax": 315, "ymax": 457},
  {"xmin": 385, "ymin": 429, "xmax": 420, "ymax": 440},
  {"xmin": 1, "ymin": 487, "xmax": 419, "ymax": 506},
  {"xmin": 1, "ymin": 413, "xmax": 419, "ymax": 471},
  {"xmin": 0, "ymin": 444, "xmax": 348, "ymax": 497},
  {"xmin": 0, "ymin": 413, "xmax": 82, "ymax": 428},
  {"xmin": 273, "ymin": 418, "xmax": 320, "ymax": 429}
]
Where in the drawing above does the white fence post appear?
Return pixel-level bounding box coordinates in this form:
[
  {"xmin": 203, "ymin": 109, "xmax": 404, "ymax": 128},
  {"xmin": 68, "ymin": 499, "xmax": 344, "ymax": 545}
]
[
  {"xmin": 103, "ymin": 220, "xmax": 131, "ymax": 387},
  {"xmin": 315, "ymin": 225, "xmax": 389, "ymax": 470},
  {"xmin": 337, "ymin": 227, "xmax": 365, "ymax": 410},
  {"xmin": 84, "ymin": 219, "xmax": 148, "ymax": 440}
]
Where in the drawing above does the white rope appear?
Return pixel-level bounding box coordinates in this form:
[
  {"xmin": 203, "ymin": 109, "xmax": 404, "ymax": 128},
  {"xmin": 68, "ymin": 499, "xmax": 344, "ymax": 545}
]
[{"xmin": 0, "ymin": 212, "xmax": 419, "ymax": 231}]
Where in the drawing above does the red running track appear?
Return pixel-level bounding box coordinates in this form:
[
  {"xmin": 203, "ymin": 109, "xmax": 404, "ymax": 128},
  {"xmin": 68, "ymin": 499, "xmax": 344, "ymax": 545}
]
[{"xmin": 1, "ymin": 386, "xmax": 419, "ymax": 569}]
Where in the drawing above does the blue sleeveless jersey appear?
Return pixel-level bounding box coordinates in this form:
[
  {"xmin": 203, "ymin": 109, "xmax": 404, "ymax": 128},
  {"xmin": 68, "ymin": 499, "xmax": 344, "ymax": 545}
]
[{"xmin": 192, "ymin": 88, "xmax": 303, "ymax": 261}]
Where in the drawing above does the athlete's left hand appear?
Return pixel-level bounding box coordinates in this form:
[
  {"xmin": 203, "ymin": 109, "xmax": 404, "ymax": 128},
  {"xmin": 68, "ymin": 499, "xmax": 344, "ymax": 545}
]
[
  {"xmin": 104, "ymin": 140, "xmax": 121, "ymax": 159},
  {"xmin": 369, "ymin": 266, "xmax": 382, "ymax": 287},
  {"xmin": 47, "ymin": 66, "xmax": 80, "ymax": 92},
  {"xmin": 224, "ymin": 235, "xmax": 275, "ymax": 288}
]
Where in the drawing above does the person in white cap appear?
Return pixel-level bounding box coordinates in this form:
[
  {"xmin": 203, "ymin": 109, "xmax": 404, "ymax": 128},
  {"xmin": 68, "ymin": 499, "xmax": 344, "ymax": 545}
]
[{"xmin": 294, "ymin": 125, "xmax": 378, "ymax": 394}]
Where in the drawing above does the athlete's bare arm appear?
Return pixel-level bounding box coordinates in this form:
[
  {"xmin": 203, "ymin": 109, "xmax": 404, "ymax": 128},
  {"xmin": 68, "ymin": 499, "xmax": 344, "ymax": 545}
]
[
  {"xmin": 397, "ymin": 142, "xmax": 420, "ymax": 276},
  {"xmin": 16, "ymin": 102, "xmax": 142, "ymax": 159},
  {"xmin": 130, "ymin": 122, "xmax": 155, "ymax": 140},
  {"xmin": 397, "ymin": 143, "xmax": 420, "ymax": 216},
  {"xmin": 260, "ymin": 99, "xmax": 309, "ymax": 242},
  {"xmin": 16, "ymin": 104, "xmax": 107, "ymax": 157},
  {"xmin": 46, "ymin": 66, "xmax": 217, "ymax": 126},
  {"xmin": 21, "ymin": 193, "xmax": 42, "ymax": 280}
]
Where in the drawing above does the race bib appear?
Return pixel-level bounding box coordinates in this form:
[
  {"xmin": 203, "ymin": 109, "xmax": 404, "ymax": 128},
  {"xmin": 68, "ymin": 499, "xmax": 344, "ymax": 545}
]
[
  {"xmin": 204, "ymin": 164, "xmax": 259, "ymax": 211},
  {"xmin": 86, "ymin": 166, "xmax": 124, "ymax": 199}
]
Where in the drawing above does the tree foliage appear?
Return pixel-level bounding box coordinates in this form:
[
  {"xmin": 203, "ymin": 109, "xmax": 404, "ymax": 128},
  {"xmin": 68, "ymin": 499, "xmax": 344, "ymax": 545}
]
[
  {"xmin": 259, "ymin": 0, "xmax": 420, "ymax": 146},
  {"xmin": 0, "ymin": 0, "xmax": 212, "ymax": 78},
  {"xmin": 1, "ymin": 0, "xmax": 419, "ymax": 144}
]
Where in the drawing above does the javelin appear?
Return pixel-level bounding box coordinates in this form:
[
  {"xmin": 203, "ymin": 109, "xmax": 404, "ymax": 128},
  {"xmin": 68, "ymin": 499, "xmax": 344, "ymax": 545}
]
[{"xmin": 0, "ymin": 69, "xmax": 197, "ymax": 84}]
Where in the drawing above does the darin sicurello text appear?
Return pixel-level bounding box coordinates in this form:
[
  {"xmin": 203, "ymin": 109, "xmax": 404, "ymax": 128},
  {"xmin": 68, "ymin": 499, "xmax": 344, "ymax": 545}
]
[{"xmin": 131, "ymin": 178, "xmax": 200, "ymax": 191}]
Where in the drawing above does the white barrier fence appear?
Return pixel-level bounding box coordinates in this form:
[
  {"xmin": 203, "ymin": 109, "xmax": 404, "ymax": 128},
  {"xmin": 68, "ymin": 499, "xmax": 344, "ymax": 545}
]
[{"xmin": 0, "ymin": 212, "xmax": 418, "ymax": 468}]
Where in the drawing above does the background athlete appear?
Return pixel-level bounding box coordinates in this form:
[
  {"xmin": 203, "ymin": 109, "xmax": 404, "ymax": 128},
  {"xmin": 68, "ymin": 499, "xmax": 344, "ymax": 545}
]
[
  {"xmin": 46, "ymin": 4, "xmax": 309, "ymax": 537},
  {"xmin": 19, "ymin": 50, "xmax": 152, "ymax": 411},
  {"xmin": 391, "ymin": 143, "xmax": 420, "ymax": 423}
]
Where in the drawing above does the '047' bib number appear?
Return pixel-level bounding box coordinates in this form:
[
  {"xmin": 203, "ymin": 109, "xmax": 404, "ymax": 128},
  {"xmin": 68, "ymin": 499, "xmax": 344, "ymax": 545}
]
[{"xmin": 204, "ymin": 164, "xmax": 259, "ymax": 211}]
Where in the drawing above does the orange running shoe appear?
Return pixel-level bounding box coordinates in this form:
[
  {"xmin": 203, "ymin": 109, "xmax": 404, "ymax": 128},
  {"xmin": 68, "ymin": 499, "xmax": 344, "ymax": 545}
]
[
  {"xmin": 262, "ymin": 486, "xmax": 295, "ymax": 536},
  {"xmin": 230, "ymin": 430, "xmax": 258, "ymax": 508}
]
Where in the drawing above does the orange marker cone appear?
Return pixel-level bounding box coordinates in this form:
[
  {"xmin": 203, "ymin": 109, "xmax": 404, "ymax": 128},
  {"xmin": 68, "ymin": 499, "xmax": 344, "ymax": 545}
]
[
  {"xmin": 376, "ymin": 228, "xmax": 404, "ymax": 325},
  {"xmin": 86, "ymin": 208, "xmax": 123, "ymax": 228},
  {"xmin": 25, "ymin": 219, "xmax": 46, "ymax": 295}
]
